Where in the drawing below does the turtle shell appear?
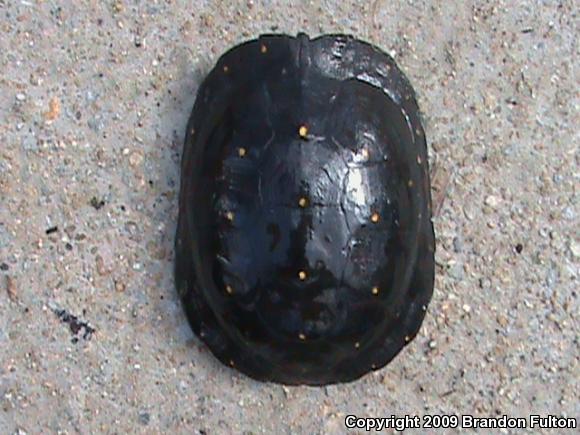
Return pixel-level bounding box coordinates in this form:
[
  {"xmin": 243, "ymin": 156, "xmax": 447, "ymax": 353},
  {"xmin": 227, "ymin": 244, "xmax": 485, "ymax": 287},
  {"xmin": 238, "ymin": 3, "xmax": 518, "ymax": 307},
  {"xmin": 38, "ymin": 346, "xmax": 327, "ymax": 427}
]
[{"xmin": 175, "ymin": 33, "xmax": 435, "ymax": 385}]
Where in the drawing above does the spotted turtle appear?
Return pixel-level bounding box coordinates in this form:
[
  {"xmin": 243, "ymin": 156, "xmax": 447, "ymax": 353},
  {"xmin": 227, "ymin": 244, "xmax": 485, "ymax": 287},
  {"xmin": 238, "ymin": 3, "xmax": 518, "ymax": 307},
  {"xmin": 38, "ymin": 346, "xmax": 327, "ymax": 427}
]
[{"xmin": 175, "ymin": 33, "xmax": 435, "ymax": 385}]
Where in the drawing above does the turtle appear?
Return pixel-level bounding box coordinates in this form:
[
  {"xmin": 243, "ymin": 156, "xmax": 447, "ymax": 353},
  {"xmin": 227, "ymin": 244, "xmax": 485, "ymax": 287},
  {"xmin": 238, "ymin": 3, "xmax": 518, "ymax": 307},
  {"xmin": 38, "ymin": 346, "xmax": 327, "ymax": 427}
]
[{"xmin": 175, "ymin": 33, "xmax": 435, "ymax": 385}]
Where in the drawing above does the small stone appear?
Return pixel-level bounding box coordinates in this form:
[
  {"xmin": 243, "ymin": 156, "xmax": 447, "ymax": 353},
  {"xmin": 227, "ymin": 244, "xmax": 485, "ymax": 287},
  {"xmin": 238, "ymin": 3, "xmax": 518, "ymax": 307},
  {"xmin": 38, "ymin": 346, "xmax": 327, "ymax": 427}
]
[
  {"xmin": 496, "ymin": 314, "xmax": 508, "ymax": 327},
  {"xmin": 113, "ymin": 1, "xmax": 124, "ymax": 13},
  {"xmin": 88, "ymin": 115, "xmax": 105, "ymax": 132},
  {"xmin": 428, "ymin": 340, "xmax": 437, "ymax": 349},
  {"xmin": 562, "ymin": 206, "xmax": 575, "ymax": 220},
  {"xmin": 5, "ymin": 276, "xmax": 17, "ymax": 301},
  {"xmin": 545, "ymin": 267, "xmax": 558, "ymax": 289},
  {"xmin": 570, "ymin": 240, "xmax": 580, "ymax": 259},
  {"xmin": 452, "ymin": 236, "xmax": 463, "ymax": 253},
  {"xmin": 129, "ymin": 151, "xmax": 143, "ymax": 167},
  {"xmin": 44, "ymin": 96, "xmax": 60, "ymax": 121},
  {"xmin": 15, "ymin": 93, "xmax": 26, "ymax": 101},
  {"xmin": 90, "ymin": 197, "xmax": 105, "ymax": 210},
  {"xmin": 462, "ymin": 304, "xmax": 471, "ymax": 313},
  {"xmin": 448, "ymin": 262, "xmax": 464, "ymax": 280},
  {"xmin": 22, "ymin": 134, "xmax": 38, "ymax": 151},
  {"xmin": 484, "ymin": 195, "xmax": 501, "ymax": 208},
  {"xmin": 138, "ymin": 412, "xmax": 150, "ymax": 425},
  {"xmin": 146, "ymin": 241, "xmax": 166, "ymax": 260},
  {"xmin": 95, "ymin": 255, "xmax": 108, "ymax": 275},
  {"xmin": 115, "ymin": 280, "xmax": 126, "ymax": 292}
]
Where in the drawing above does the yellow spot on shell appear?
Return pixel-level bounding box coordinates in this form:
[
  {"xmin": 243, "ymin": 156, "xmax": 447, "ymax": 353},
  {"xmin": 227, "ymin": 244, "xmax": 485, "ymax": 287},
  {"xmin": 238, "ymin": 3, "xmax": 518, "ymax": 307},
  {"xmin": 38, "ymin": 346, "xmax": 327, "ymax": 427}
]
[
  {"xmin": 225, "ymin": 285, "xmax": 234, "ymax": 295},
  {"xmin": 417, "ymin": 155, "xmax": 422, "ymax": 164},
  {"xmin": 372, "ymin": 286, "xmax": 379, "ymax": 295},
  {"xmin": 229, "ymin": 359, "xmax": 235, "ymax": 366},
  {"xmin": 298, "ymin": 197, "xmax": 308, "ymax": 208},
  {"xmin": 223, "ymin": 65, "xmax": 229, "ymax": 73},
  {"xmin": 354, "ymin": 342, "xmax": 360, "ymax": 349},
  {"xmin": 408, "ymin": 180, "xmax": 414, "ymax": 187},
  {"xmin": 371, "ymin": 212, "xmax": 380, "ymax": 223},
  {"xmin": 226, "ymin": 211, "xmax": 234, "ymax": 222},
  {"xmin": 404, "ymin": 335, "xmax": 411, "ymax": 342},
  {"xmin": 298, "ymin": 270, "xmax": 307, "ymax": 281},
  {"xmin": 260, "ymin": 44, "xmax": 267, "ymax": 53},
  {"xmin": 298, "ymin": 125, "xmax": 308, "ymax": 138},
  {"xmin": 298, "ymin": 333, "xmax": 306, "ymax": 340},
  {"xmin": 361, "ymin": 148, "xmax": 370, "ymax": 159},
  {"xmin": 238, "ymin": 147, "xmax": 247, "ymax": 157}
]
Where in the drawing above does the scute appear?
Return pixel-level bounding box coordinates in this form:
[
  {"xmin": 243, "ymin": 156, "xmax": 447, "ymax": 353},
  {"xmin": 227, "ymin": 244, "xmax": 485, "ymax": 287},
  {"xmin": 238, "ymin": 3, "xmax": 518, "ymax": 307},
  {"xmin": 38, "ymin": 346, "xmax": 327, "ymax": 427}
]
[{"xmin": 175, "ymin": 33, "xmax": 435, "ymax": 385}]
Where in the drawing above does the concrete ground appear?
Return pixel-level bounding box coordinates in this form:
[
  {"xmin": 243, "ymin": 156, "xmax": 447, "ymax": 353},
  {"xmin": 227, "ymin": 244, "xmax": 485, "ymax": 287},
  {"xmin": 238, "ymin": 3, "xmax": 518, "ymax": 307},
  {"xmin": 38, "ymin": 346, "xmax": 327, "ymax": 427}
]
[{"xmin": 0, "ymin": 0, "xmax": 578, "ymax": 433}]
